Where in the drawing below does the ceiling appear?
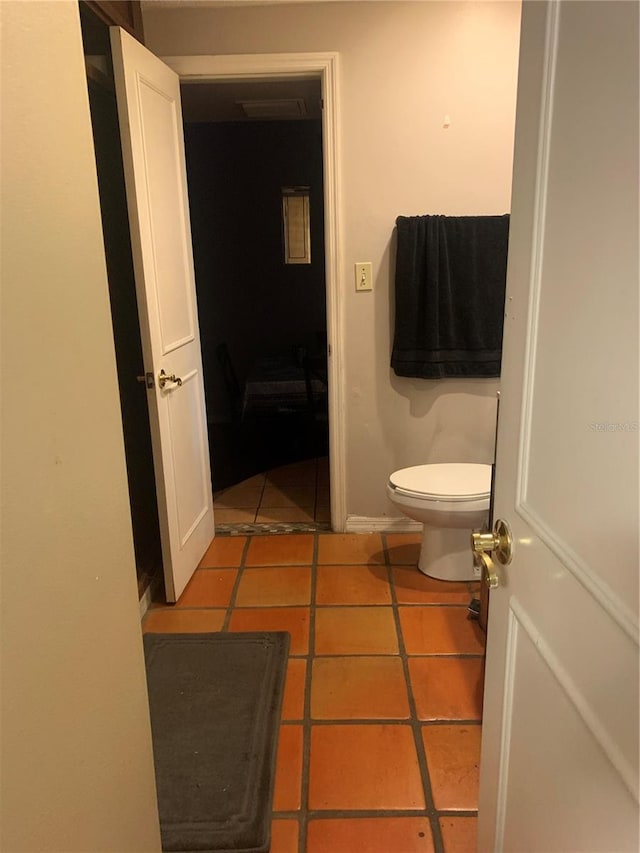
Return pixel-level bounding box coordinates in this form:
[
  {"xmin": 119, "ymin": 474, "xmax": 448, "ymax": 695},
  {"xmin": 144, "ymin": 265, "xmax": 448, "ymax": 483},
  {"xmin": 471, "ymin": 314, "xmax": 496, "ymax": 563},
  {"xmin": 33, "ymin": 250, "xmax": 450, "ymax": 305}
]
[
  {"xmin": 180, "ymin": 78, "xmax": 322, "ymax": 123},
  {"xmin": 143, "ymin": 0, "xmax": 326, "ymax": 123}
]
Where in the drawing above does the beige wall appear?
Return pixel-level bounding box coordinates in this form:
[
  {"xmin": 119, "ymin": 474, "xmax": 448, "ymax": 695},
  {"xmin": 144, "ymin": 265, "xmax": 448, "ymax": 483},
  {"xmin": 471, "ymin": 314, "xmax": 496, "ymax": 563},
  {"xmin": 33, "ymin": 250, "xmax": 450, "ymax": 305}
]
[
  {"xmin": 143, "ymin": 0, "xmax": 521, "ymax": 519},
  {"xmin": 0, "ymin": 2, "xmax": 160, "ymax": 849}
]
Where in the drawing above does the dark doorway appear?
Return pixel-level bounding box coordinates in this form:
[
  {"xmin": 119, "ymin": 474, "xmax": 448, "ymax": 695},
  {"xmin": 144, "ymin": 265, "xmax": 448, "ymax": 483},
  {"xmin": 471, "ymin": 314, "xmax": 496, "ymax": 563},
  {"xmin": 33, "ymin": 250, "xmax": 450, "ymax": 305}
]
[{"xmin": 182, "ymin": 88, "xmax": 329, "ymax": 492}]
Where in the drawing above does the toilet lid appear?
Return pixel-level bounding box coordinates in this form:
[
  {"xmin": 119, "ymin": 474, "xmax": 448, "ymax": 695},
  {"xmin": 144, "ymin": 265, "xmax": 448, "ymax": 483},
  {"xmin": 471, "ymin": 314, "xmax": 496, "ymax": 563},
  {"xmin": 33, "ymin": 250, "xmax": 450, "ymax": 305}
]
[{"xmin": 389, "ymin": 463, "xmax": 492, "ymax": 501}]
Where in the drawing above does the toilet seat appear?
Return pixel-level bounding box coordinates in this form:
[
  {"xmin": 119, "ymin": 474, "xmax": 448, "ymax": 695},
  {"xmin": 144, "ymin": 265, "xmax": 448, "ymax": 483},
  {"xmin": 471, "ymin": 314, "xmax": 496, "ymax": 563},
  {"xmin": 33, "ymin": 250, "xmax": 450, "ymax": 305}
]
[{"xmin": 388, "ymin": 463, "xmax": 491, "ymax": 502}]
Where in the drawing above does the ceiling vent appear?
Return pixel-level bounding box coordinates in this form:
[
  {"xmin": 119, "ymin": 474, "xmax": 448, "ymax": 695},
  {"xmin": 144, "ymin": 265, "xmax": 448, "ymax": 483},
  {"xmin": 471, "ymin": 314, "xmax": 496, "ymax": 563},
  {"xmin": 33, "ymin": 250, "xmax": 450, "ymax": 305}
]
[{"xmin": 236, "ymin": 98, "xmax": 307, "ymax": 119}]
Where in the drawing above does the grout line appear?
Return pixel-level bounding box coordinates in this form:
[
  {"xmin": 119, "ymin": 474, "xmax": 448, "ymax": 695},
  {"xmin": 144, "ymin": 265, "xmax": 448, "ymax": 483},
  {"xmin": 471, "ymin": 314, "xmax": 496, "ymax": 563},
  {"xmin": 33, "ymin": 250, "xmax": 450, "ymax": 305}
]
[
  {"xmin": 297, "ymin": 531, "xmax": 319, "ymax": 853},
  {"xmin": 256, "ymin": 472, "xmax": 268, "ymax": 521},
  {"xmin": 293, "ymin": 717, "xmax": 482, "ymax": 727},
  {"xmin": 221, "ymin": 535, "xmax": 251, "ymax": 632},
  {"xmin": 382, "ymin": 532, "xmax": 446, "ymax": 853},
  {"xmin": 314, "ymin": 601, "xmax": 471, "ymax": 608},
  {"xmin": 292, "ymin": 808, "xmax": 479, "ymax": 818}
]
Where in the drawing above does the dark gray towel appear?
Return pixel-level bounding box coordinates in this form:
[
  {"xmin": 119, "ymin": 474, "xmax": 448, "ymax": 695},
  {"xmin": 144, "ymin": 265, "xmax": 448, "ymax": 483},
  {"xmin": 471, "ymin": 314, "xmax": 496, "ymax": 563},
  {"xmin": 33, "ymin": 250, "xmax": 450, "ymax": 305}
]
[{"xmin": 391, "ymin": 214, "xmax": 510, "ymax": 378}]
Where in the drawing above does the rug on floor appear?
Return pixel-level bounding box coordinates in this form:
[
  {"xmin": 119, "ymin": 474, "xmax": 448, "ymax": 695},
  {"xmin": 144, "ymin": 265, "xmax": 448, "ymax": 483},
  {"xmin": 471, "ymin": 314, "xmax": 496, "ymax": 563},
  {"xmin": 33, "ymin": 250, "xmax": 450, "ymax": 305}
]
[
  {"xmin": 144, "ymin": 631, "xmax": 290, "ymax": 852},
  {"xmin": 215, "ymin": 521, "xmax": 331, "ymax": 536}
]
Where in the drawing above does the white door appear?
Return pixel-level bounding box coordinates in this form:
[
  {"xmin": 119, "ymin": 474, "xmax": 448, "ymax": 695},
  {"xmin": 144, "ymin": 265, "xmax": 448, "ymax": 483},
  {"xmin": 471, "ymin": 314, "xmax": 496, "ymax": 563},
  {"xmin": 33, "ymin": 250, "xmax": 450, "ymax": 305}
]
[
  {"xmin": 111, "ymin": 28, "xmax": 214, "ymax": 602},
  {"xmin": 478, "ymin": 2, "xmax": 639, "ymax": 849}
]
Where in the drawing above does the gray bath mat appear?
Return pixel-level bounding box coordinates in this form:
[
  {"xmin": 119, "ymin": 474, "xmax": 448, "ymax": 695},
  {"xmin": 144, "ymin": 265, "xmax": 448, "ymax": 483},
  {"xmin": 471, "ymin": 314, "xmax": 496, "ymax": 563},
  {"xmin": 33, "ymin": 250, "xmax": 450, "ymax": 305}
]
[{"xmin": 143, "ymin": 631, "xmax": 290, "ymax": 852}]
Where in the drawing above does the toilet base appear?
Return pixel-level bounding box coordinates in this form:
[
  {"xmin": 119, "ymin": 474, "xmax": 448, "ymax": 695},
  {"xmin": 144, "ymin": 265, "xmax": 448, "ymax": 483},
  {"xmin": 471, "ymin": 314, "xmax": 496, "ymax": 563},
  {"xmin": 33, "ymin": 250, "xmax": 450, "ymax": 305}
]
[{"xmin": 418, "ymin": 525, "xmax": 481, "ymax": 582}]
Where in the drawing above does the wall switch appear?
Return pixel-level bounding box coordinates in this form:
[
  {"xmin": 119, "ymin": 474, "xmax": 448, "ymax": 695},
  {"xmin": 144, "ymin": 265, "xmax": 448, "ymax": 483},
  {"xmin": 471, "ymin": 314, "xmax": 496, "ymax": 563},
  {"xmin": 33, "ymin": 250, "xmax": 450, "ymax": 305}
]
[{"xmin": 355, "ymin": 262, "xmax": 373, "ymax": 291}]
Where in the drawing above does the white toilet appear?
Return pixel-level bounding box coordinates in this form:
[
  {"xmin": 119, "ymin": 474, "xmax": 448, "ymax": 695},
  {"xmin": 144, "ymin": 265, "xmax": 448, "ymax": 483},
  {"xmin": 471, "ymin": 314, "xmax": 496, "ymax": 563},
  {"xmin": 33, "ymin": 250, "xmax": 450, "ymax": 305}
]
[{"xmin": 387, "ymin": 463, "xmax": 492, "ymax": 581}]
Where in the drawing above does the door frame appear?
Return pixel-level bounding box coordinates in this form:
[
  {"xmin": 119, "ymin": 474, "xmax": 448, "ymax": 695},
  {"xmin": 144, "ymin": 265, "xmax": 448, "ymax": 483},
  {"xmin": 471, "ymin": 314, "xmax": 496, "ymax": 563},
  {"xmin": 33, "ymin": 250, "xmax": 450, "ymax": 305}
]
[{"xmin": 163, "ymin": 52, "xmax": 346, "ymax": 532}]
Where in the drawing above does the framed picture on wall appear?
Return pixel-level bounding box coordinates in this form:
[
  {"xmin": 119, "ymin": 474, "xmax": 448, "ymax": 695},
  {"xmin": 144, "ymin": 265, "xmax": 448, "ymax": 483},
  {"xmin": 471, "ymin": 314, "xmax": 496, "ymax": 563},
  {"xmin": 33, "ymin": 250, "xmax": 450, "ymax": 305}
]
[{"xmin": 282, "ymin": 186, "xmax": 311, "ymax": 264}]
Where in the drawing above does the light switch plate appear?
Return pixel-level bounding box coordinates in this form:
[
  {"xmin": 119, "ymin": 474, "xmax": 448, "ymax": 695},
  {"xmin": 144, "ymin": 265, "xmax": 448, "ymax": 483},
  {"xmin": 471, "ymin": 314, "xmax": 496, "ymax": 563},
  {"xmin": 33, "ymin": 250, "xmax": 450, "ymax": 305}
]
[{"xmin": 355, "ymin": 262, "xmax": 373, "ymax": 291}]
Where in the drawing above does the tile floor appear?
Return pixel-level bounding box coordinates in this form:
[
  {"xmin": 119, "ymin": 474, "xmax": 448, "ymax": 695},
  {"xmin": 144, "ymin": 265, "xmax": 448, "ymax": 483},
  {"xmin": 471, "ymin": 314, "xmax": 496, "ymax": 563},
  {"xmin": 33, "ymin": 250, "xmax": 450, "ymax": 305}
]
[
  {"xmin": 213, "ymin": 457, "xmax": 330, "ymax": 526},
  {"xmin": 143, "ymin": 531, "xmax": 485, "ymax": 853}
]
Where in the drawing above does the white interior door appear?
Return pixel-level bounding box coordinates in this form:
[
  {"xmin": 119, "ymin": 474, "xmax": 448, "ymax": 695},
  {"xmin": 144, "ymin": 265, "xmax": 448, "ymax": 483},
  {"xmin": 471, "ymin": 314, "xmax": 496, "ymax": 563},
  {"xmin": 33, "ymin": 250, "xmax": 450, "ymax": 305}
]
[
  {"xmin": 479, "ymin": 2, "xmax": 639, "ymax": 849},
  {"xmin": 111, "ymin": 27, "xmax": 214, "ymax": 602}
]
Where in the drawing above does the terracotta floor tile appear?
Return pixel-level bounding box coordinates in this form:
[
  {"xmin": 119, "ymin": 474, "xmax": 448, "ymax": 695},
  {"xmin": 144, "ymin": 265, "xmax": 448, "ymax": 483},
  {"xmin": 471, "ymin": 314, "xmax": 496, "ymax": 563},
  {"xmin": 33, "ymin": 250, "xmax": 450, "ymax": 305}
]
[
  {"xmin": 422, "ymin": 725, "xmax": 482, "ymax": 811},
  {"xmin": 399, "ymin": 606, "xmax": 485, "ymax": 655},
  {"xmin": 409, "ymin": 657, "xmax": 485, "ymax": 721},
  {"xmin": 316, "ymin": 565, "xmax": 391, "ymax": 605},
  {"xmin": 175, "ymin": 569, "xmax": 237, "ymax": 608},
  {"xmin": 307, "ymin": 817, "xmax": 434, "ymax": 853},
  {"xmin": 311, "ymin": 657, "xmax": 410, "ymax": 719},
  {"xmin": 309, "ymin": 724, "xmax": 424, "ymax": 810},
  {"xmin": 392, "ymin": 566, "xmax": 471, "ymax": 605},
  {"xmin": 228, "ymin": 607, "xmax": 310, "ymax": 654},
  {"xmin": 142, "ymin": 608, "xmax": 225, "ymax": 633},
  {"xmin": 270, "ymin": 819, "xmax": 299, "ymax": 853},
  {"xmin": 317, "ymin": 533, "xmax": 384, "ymax": 565},
  {"xmin": 386, "ymin": 532, "xmax": 423, "ymax": 565},
  {"xmin": 273, "ymin": 725, "xmax": 303, "ymax": 811},
  {"xmin": 198, "ymin": 536, "xmax": 246, "ymax": 568},
  {"xmin": 315, "ymin": 607, "xmax": 398, "ymax": 655},
  {"xmin": 213, "ymin": 508, "xmax": 257, "ymax": 524},
  {"xmin": 235, "ymin": 567, "xmax": 311, "ymax": 607},
  {"xmin": 255, "ymin": 507, "xmax": 314, "ymax": 523},
  {"xmin": 215, "ymin": 480, "xmax": 265, "ymax": 508},
  {"xmin": 261, "ymin": 485, "xmax": 316, "ymax": 508},
  {"xmin": 245, "ymin": 534, "xmax": 314, "ymax": 567},
  {"xmin": 267, "ymin": 460, "xmax": 317, "ymax": 486},
  {"xmin": 439, "ymin": 816, "xmax": 478, "ymax": 853},
  {"xmin": 281, "ymin": 658, "xmax": 307, "ymax": 721}
]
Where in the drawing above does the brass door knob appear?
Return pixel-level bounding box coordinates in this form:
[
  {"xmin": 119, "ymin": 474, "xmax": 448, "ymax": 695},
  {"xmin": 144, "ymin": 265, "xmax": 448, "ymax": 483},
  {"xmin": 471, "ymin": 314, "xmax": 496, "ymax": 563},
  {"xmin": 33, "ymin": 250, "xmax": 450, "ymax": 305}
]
[
  {"xmin": 471, "ymin": 519, "xmax": 514, "ymax": 590},
  {"xmin": 158, "ymin": 369, "xmax": 183, "ymax": 390},
  {"xmin": 474, "ymin": 552, "xmax": 500, "ymax": 589},
  {"xmin": 471, "ymin": 518, "xmax": 513, "ymax": 565}
]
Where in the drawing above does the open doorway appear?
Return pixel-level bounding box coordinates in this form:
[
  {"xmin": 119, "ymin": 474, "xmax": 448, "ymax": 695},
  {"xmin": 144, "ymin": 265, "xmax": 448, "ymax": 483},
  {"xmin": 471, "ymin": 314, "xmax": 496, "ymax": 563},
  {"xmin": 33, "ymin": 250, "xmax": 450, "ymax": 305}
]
[
  {"xmin": 181, "ymin": 78, "xmax": 328, "ymax": 522},
  {"xmin": 181, "ymin": 79, "xmax": 331, "ymax": 531},
  {"xmin": 165, "ymin": 52, "xmax": 346, "ymax": 536}
]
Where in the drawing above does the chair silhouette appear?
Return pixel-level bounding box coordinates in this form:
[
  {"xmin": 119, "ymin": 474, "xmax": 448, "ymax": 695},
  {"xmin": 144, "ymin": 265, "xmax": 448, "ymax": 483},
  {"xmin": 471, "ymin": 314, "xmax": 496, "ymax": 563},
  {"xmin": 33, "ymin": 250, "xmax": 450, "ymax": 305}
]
[
  {"xmin": 216, "ymin": 342, "xmax": 243, "ymax": 425},
  {"xmin": 302, "ymin": 353, "xmax": 329, "ymax": 455},
  {"xmin": 302, "ymin": 354, "xmax": 328, "ymax": 418}
]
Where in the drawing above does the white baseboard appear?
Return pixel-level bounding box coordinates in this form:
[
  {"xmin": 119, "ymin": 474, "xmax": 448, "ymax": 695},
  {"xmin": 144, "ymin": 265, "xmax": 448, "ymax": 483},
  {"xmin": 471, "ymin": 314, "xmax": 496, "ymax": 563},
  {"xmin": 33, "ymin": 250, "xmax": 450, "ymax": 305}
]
[
  {"xmin": 139, "ymin": 579, "xmax": 159, "ymax": 620},
  {"xmin": 345, "ymin": 516, "xmax": 423, "ymax": 533}
]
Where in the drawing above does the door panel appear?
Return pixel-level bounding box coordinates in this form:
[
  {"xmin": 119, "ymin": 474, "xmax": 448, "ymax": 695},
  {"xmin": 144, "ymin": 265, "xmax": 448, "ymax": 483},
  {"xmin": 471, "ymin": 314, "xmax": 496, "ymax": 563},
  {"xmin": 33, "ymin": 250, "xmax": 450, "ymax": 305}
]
[
  {"xmin": 168, "ymin": 370, "xmax": 210, "ymax": 545},
  {"xmin": 501, "ymin": 608, "xmax": 637, "ymax": 852},
  {"xmin": 479, "ymin": 2, "xmax": 639, "ymax": 849},
  {"xmin": 111, "ymin": 27, "xmax": 214, "ymax": 602},
  {"xmin": 522, "ymin": 0, "xmax": 639, "ymax": 609},
  {"xmin": 138, "ymin": 80, "xmax": 196, "ymax": 353}
]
